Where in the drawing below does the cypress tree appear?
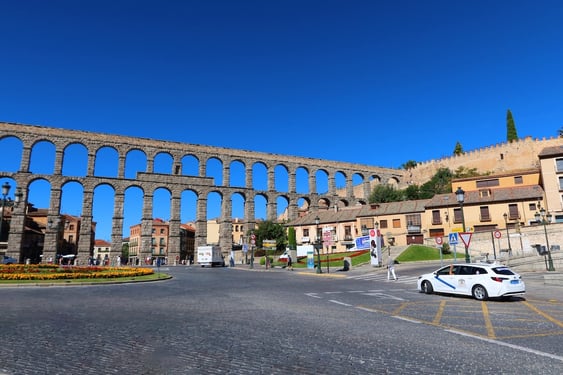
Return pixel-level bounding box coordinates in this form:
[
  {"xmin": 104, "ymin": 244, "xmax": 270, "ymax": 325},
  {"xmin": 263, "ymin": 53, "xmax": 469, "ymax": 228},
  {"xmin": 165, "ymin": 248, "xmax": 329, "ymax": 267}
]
[
  {"xmin": 506, "ymin": 109, "xmax": 518, "ymax": 142},
  {"xmin": 453, "ymin": 141, "xmax": 464, "ymax": 156}
]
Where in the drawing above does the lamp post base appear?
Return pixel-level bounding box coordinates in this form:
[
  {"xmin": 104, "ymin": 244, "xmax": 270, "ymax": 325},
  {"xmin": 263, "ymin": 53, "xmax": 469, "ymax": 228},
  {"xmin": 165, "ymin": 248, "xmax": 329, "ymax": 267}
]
[{"xmin": 547, "ymin": 254, "xmax": 555, "ymax": 272}]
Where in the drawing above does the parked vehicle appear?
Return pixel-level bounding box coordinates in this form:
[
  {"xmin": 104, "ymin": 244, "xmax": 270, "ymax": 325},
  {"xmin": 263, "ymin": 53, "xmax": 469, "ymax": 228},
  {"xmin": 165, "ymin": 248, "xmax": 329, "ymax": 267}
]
[
  {"xmin": 197, "ymin": 246, "xmax": 225, "ymax": 267},
  {"xmin": 1, "ymin": 255, "xmax": 17, "ymax": 264},
  {"xmin": 417, "ymin": 263, "xmax": 525, "ymax": 301}
]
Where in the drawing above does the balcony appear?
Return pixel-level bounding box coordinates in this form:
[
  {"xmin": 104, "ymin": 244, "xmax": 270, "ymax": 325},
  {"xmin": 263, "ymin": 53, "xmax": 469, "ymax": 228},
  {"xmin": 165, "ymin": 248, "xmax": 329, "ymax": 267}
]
[{"xmin": 407, "ymin": 225, "xmax": 421, "ymax": 234}]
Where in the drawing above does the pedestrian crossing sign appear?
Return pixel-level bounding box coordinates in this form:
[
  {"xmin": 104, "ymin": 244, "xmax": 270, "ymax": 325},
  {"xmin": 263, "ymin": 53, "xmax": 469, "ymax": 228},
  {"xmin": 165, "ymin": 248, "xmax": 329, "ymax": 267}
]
[{"xmin": 448, "ymin": 233, "xmax": 459, "ymax": 244}]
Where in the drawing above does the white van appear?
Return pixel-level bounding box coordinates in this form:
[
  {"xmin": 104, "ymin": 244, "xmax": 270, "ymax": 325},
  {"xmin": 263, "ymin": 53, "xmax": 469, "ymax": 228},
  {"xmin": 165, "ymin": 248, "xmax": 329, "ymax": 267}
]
[{"xmin": 197, "ymin": 246, "xmax": 225, "ymax": 267}]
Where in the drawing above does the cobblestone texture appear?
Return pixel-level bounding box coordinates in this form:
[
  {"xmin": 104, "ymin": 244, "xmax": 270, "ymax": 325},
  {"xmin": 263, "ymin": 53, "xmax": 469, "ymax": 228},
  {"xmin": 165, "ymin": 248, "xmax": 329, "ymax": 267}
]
[{"xmin": 0, "ymin": 266, "xmax": 562, "ymax": 374}]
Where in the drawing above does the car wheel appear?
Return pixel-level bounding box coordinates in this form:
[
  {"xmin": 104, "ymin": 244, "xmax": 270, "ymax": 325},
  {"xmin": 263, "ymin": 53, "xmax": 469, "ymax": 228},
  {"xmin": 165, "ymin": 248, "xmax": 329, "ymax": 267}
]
[
  {"xmin": 472, "ymin": 285, "xmax": 488, "ymax": 301},
  {"xmin": 421, "ymin": 280, "xmax": 433, "ymax": 294}
]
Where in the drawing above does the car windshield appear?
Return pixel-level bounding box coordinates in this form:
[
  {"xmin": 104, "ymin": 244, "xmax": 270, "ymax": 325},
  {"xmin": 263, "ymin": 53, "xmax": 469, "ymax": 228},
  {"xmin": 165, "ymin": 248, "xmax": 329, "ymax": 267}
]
[{"xmin": 491, "ymin": 267, "xmax": 515, "ymax": 276}]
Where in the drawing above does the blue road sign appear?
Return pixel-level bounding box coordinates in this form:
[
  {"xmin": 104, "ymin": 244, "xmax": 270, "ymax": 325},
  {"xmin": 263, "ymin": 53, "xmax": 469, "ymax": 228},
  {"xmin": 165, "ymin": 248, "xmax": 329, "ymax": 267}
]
[{"xmin": 448, "ymin": 233, "xmax": 459, "ymax": 244}]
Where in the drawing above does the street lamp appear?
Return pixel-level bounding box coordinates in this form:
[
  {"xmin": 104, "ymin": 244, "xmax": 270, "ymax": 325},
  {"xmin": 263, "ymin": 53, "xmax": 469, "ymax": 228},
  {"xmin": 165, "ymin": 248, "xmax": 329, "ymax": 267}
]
[
  {"xmin": 315, "ymin": 215, "xmax": 322, "ymax": 274},
  {"xmin": 0, "ymin": 182, "xmax": 12, "ymax": 242},
  {"xmin": 535, "ymin": 208, "xmax": 555, "ymax": 272},
  {"xmin": 503, "ymin": 213, "xmax": 512, "ymax": 256},
  {"xmin": 455, "ymin": 187, "xmax": 470, "ymax": 263}
]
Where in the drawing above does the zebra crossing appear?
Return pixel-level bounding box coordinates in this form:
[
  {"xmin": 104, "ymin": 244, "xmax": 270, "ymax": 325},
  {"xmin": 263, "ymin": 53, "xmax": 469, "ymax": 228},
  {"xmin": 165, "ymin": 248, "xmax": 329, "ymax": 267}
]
[{"xmin": 346, "ymin": 272, "xmax": 419, "ymax": 285}]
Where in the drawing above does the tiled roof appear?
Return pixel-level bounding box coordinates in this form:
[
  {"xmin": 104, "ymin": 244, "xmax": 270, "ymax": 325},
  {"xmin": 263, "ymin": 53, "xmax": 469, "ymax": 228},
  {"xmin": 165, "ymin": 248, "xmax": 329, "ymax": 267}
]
[
  {"xmin": 425, "ymin": 185, "xmax": 544, "ymax": 208},
  {"xmin": 94, "ymin": 239, "xmax": 111, "ymax": 247},
  {"xmin": 286, "ymin": 199, "xmax": 430, "ymax": 226},
  {"xmin": 287, "ymin": 206, "xmax": 363, "ymax": 226},
  {"xmin": 538, "ymin": 145, "xmax": 563, "ymax": 158}
]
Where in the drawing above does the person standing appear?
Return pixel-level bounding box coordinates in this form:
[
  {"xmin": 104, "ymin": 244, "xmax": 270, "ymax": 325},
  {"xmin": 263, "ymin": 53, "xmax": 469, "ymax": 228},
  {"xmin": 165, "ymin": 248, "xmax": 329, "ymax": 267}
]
[{"xmin": 387, "ymin": 256, "xmax": 397, "ymax": 281}]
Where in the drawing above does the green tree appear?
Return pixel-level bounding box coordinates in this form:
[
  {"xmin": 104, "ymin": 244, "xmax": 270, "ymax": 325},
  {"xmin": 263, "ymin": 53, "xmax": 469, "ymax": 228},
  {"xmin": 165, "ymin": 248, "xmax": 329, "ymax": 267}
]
[
  {"xmin": 453, "ymin": 141, "xmax": 464, "ymax": 156},
  {"xmin": 403, "ymin": 184, "xmax": 421, "ymax": 200},
  {"xmin": 369, "ymin": 184, "xmax": 404, "ymax": 203},
  {"xmin": 401, "ymin": 160, "xmax": 418, "ymax": 170},
  {"xmin": 506, "ymin": 109, "xmax": 518, "ymax": 142},
  {"xmin": 419, "ymin": 167, "xmax": 453, "ymax": 198},
  {"xmin": 253, "ymin": 220, "xmax": 287, "ymax": 252},
  {"xmin": 121, "ymin": 243, "xmax": 129, "ymax": 263},
  {"xmin": 287, "ymin": 227, "xmax": 297, "ymax": 250},
  {"xmin": 453, "ymin": 166, "xmax": 481, "ymax": 178}
]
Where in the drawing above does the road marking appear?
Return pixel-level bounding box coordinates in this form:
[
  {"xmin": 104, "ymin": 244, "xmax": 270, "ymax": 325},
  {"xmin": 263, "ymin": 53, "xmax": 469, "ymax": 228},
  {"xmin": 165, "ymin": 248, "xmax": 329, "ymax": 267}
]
[
  {"xmin": 305, "ymin": 293, "xmax": 321, "ymax": 298},
  {"xmin": 481, "ymin": 301, "xmax": 496, "ymax": 339},
  {"xmin": 446, "ymin": 329, "xmax": 563, "ymax": 362},
  {"xmin": 433, "ymin": 300, "xmax": 446, "ymax": 325},
  {"xmin": 522, "ymin": 300, "xmax": 563, "ymax": 328},
  {"xmin": 393, "ymin": 316, "xmax": 422, "ymax": 324},
  {"xmin": 363, "ymin": 292, "xmax": 404, "ymax": 301},
  {"xmin": 329, "ymin": 300, "xmax": 352, "ymax": 307}
]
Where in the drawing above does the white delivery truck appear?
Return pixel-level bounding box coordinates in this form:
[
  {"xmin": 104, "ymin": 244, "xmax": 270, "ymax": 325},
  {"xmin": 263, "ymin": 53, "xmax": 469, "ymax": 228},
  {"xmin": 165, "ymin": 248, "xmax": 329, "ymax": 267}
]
[{"xmin": 197, "ymin": 246, "xmax": 225, "ymax": 267}]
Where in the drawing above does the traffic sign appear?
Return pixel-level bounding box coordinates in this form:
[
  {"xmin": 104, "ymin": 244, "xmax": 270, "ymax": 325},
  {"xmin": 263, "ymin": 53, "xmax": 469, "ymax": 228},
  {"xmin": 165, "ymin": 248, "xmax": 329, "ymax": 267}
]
[
  {"xmin": 435, "ymin": 236, "xmax": 443, "ymax": 245},
  {"xmin": 263, "ymin": 240, "xmax": 277, "ymax": 248},
  {"xmin": 448, "ymin": 233, "xmax": 459, "ymax": 244},
  {"xmin": 460, "ymin": 232, "xmax": 472, "ymax": 248},
  {"xmin": 493, "ymin": 230, "xmax": 502, "ymax": 239}
]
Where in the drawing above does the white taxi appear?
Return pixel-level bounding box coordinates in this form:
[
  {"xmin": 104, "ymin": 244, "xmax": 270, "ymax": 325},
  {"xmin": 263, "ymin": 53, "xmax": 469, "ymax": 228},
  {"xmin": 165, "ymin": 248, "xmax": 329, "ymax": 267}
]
[{"xmin": 417, "ymin": 263, "xmax": 525, "ymax": 301}]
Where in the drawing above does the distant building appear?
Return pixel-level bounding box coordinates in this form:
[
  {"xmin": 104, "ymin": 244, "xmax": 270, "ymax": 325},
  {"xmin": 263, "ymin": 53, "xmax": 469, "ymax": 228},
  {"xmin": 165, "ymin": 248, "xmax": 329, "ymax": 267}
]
[
  {"xmin": 128, "ymin": 218, "xmax": 195, "ymax": 265},
  {"xmin": 93, "ymin": 239, "xmax": 112, "ymax": 265}
]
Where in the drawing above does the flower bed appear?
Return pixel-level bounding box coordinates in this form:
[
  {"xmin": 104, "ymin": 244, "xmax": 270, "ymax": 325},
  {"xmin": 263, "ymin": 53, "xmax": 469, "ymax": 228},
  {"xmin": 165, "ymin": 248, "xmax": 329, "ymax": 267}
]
[{"xmin": 0, "ymin": 264, "xmax": 154, "ymax": 281}]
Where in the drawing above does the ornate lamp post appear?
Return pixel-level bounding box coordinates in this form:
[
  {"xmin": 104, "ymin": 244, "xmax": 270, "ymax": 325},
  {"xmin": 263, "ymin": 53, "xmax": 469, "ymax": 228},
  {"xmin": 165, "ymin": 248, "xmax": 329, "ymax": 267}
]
[
  {"xmin": 315, "ymin": 215, "xmax": 322, "ymax": 274},
  {"xmin": 455, "ymin": 187, "xmax": 470, "ymax": 263},
  {"xmin": 503, "ymin": 213, "xmax": 512, "ymax": 256},
  {"xmin": 535, "ymin": 208, "xmax": 555, "ymax": 272}
]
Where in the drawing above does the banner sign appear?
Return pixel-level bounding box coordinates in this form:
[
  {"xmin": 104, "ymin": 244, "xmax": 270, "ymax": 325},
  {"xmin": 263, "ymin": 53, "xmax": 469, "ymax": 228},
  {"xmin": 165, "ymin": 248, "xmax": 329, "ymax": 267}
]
[
  {"xmin": 355, "ymin": 236, "xmax": 370, "ymax": 250},
  {"xmin": 368, "ymin": 229, "xmax": 382, "ymax": 267}
]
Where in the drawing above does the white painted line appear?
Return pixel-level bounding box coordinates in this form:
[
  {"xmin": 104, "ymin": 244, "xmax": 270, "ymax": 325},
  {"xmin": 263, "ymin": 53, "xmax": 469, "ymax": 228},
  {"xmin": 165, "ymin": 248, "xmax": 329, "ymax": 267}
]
[
  {"xmin": 356, "ymin": 306, "xmax": 380, "ymax": 313},
  {"xmin": 305, "ymin": 293, "xmax": 321, "ymax": 298},
  {"xmin": 363, "ymin": 292, "xmax": 405, "ymax": 301},
  {"xmin": 393, "ymin": 316, "xmax": 422, "ymax": 324},
  {"xmin": 329, "ymin": 300, "xmax": 352, "ymax": 307},
  {"xmin": 446, "ymin": 330, "xmax": 563, "ymax": 362}
]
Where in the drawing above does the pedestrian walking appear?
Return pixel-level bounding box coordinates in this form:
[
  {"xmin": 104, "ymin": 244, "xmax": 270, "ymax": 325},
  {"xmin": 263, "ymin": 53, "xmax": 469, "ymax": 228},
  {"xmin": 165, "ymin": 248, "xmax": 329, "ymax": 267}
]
[
  {"xmin": 387, "ymin": 256, "xmax": 397, "ymax": 281},
  {"xmin": 287, "ymin": 254, "xmax": 293, "ymax": 270}
]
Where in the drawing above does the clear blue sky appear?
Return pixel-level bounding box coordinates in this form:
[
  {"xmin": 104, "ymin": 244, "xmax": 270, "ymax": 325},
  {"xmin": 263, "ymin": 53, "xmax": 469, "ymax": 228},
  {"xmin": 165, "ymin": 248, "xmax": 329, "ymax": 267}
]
[
  {"xmin": 2, "ymin": 1, "xmax": 563, "ymax": 240},
  {"xmin": 2, "ymin": 0, "xmax": 562, "ymax": 166}
]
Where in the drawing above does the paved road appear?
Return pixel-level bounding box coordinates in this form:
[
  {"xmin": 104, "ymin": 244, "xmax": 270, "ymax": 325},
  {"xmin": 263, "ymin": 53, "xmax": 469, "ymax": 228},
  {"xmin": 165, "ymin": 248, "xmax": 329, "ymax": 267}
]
[{"xmin": 0, "ymin": 264, "xmax": 562, "ymax": 374}]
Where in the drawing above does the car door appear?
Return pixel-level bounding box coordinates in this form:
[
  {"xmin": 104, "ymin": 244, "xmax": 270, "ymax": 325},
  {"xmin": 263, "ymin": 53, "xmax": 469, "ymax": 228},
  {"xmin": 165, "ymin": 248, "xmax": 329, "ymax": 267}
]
[
  {"xmin": 433, "ymin": 265, "xmax": 461, "ymax": 294},
  {"xmin": 454, "ymin": 266, "xmax": 473, "ymax": 295}
]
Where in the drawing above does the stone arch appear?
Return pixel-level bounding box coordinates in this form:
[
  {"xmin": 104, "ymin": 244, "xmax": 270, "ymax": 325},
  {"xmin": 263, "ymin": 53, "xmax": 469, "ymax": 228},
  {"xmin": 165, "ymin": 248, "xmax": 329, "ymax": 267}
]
[
  {"xmin": 94, "ymin": 146, "xmax": 119, "ymax": 178},
  {"xmin": 154, "ymin": 151, "xmax": 174, "ymax": 175},
  {"xmin": 62, "ymin": 143, "xmax": 88, "ymax": 177}
]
